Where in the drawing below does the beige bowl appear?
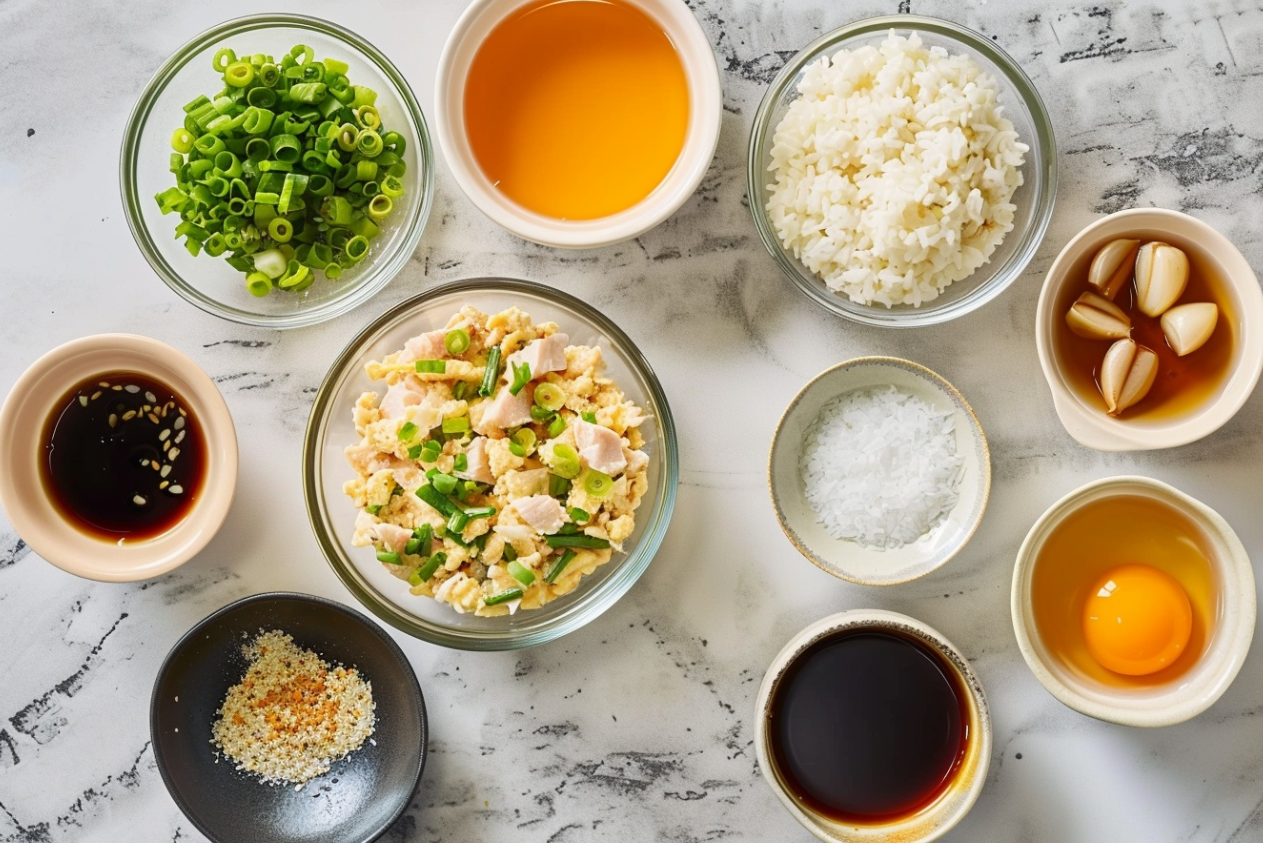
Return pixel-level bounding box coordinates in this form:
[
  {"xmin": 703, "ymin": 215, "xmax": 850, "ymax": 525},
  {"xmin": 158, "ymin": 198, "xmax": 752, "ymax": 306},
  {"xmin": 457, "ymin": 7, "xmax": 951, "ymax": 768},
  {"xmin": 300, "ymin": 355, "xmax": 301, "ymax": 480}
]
[
  {"xmin": 769, "ymin": 358, "xmax": 990, "ymax": 586},
  {"xmin": 755, "ymin": 609, "xmax": 992, "ymax": 843},
  {"xmin": 1011, "ymin": 476, "xmax": 1255, "ymax": 727},
  {"xmin": 433, "ymin": 0, "xmax": 722, "ymax": 249},
  {"xmin": 0, "ymin": 334, "xmax": 237, "ymax": 581},
  {"xmin": 1036, "ymin": 208, "xmax": 1263, "ymax": 450}
]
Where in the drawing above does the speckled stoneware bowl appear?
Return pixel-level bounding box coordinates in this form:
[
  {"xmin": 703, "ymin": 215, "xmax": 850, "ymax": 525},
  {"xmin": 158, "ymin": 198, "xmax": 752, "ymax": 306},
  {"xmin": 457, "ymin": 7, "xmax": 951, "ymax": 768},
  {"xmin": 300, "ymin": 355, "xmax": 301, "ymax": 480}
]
[
  {"xmin": 1012, "ymin": 476, "xmax": 1256, "ymax": 728},
  {"xmin": 0, "ymin": 334, "xmax": 237, "ymax": 582},
  {"xmin": 755, "ymin": 609, "xmax": 992, "ymax": 843},
  {"xmin": 768, "ymin": 358, "xmax": 990, "ymax": 586},
  {"xmin": 1036, "ymin": 208, "xmax": 1263, "ymax": 451},
  {"xmin": 151, "ymin": 592, "xmax": 427, "ymax": 843}
]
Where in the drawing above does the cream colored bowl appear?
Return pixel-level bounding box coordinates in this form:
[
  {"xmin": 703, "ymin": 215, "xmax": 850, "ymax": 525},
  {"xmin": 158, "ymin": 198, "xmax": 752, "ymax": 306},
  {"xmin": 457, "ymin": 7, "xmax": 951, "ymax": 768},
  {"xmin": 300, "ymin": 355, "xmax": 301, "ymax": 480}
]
[
  {"xmin": 768, "ymin": 358, "xmax": 990, "ymax": 586},
  {"xmin": 755, "ymin": 609, "xmax": 992, "ymax": 843},
  {"xmin": 1011, "ymin": 476, "xmax": 1255, "ymax": 727},
  {"xmin": 433, "ymin": 0, "xmax": 722, "ymax": 248},
  {"xmin": 1036, "ymin": 208, "xmax": 1263, "ymax": 450},
  {"xmin": 0, "ymin": 334, "xmax": 237, "ymax": 581}
]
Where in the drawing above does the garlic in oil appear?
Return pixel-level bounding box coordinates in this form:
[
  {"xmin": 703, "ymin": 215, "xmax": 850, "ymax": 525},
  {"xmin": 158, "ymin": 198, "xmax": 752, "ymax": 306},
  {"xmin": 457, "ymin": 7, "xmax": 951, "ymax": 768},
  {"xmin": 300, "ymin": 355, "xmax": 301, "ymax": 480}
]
[
  {"xmin": 1088, "ymin": 239, "xmax": 1141, "ymax": 300},
  {"xmin": 1066, "ymin": 291, "xmax": 1131, "ymax": 340},
  {"xmin": 1100, "ymin": 338, "xmax": 1159, "ymax": 416},
  {"xmin": 1161, "ymin": 302, "xmax": 1219, "ymax": 357},
  {"xmin": 1135, "ymin": 242, "xmax": 1189, "ymax": 317}
]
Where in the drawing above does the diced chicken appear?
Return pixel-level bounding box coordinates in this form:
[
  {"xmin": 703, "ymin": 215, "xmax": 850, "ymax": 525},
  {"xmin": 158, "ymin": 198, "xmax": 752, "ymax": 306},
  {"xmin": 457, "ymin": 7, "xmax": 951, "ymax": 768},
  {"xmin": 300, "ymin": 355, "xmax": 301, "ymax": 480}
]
[
  {"xmin": 623, "ymin": 447, "xmax": 649, "ymax": 475},
  {"xmin": 369, "ymin": 522, "xmax": 412, "ymax": 553},
  {"xmin": 401, "ymin": 329, "xmax": 448, "ymax": 364},
  {"xmin": 345, "ymin": 442, "xmax": 377, "ymax": 474},
  {"xmin": 368, "ymin": 453, "xmax": 408, "ymax": 474},
  {"xmin": 512, "ymin": 495, "xmax": 565, "ymax": 534},
  {"xmin": 474, "ymin": 386, "xmax": 533, "ymax": 434},
  {"xmin": 574, "ymin": 419, "xmax": 627, "ymax": 475},
  {"xmin": 492, "ymin": 524, "xmax": 534, "ymax": 543},
  {"xmin": 507, "ymin": 333, "xmax": 569, "ymax": 378},
  {"xmin": 456, "ymin": 436, "xmax": 495, "ymax": 485},
  {"xmin": 380, "ymin": 380, "xmax": 424, "ymax": 419}
]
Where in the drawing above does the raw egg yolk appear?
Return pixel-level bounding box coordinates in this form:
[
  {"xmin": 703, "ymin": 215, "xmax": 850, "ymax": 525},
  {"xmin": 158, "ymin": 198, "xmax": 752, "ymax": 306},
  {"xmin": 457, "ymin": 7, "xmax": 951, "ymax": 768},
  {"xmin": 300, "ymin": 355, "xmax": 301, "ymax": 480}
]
[{"xmin": 1082, "ymin": 564, "xmax": 1193, "ymax": 676}]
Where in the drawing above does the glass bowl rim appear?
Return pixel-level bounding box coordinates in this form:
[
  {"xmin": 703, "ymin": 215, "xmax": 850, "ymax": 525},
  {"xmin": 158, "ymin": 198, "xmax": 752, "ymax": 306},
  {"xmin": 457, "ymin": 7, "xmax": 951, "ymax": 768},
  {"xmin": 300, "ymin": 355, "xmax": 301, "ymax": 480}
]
[
  {"xmin": 745, "ymin": 13, "xmax": 1058, "ymax": 328},
  {"xmin": 119, "ymin": 12, "xmax": 435, "ymax": 330},
  {"xmin": 302, "ymin": 277, "xmax": 680, "ymax": 650}
]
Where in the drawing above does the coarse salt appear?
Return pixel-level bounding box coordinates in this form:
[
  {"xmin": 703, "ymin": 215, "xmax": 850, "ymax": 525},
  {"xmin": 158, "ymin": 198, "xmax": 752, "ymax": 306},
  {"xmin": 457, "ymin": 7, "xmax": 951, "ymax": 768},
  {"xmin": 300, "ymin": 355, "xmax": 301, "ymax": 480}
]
[{"xmin": 800, "ymin": 386, "xmax": 963, "ymax": 548}]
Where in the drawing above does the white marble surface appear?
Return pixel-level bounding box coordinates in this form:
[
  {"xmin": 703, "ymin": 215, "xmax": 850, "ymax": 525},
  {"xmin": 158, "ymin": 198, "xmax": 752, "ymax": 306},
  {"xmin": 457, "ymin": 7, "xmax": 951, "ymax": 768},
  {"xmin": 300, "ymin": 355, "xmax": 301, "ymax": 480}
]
[{"xmin": 3, "ymin": 0, "xmax": 1263, "ymax": 840}]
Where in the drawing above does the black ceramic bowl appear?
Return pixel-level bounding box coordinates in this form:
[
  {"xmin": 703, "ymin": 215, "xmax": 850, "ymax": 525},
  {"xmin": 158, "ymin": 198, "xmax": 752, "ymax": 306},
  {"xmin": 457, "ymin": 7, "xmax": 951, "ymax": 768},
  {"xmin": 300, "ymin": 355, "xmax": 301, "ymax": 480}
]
[{"xmin": 151, "ymin": 592, "xmax": 427, "ymax": 843}]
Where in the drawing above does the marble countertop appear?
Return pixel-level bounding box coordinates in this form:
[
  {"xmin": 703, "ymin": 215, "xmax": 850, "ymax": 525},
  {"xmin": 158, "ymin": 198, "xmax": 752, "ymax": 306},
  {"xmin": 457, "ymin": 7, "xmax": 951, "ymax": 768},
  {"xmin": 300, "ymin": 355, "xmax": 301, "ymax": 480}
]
[{"xmin": 4, "ymin": 0, "xmax": 1263, "ymax": 840}]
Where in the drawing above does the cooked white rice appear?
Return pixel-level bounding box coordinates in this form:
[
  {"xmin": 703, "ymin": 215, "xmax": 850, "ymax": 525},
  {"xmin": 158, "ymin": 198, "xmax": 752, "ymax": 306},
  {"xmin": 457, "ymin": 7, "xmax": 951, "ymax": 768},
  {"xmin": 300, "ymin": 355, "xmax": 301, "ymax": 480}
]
[
  {"xmin": 766, "ymin": 32, "xmax": 1028, "ymax": 307},
  {"xmin": 800, "ymin": 386, "xmax": 963, "ymax": 548}
]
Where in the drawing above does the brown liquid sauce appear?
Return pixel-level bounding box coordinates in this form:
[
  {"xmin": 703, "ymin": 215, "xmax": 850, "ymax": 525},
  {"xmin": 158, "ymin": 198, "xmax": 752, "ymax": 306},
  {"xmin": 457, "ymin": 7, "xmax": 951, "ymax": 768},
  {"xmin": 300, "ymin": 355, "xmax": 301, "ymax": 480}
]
[
  {"xmin": 1031, "ymin": 494, "xmax": 1217, "ymax": 688},
  {"xmin": 41, "ymin": 371, "xmax": 205, "ymax": 540},
  {"xmin": 767, "ymin": 629, "xmax": 969, "ymax": 824},
  {"xmin": 1052, "ymin": 232, "xmax": 1236, "ymax": 420}
]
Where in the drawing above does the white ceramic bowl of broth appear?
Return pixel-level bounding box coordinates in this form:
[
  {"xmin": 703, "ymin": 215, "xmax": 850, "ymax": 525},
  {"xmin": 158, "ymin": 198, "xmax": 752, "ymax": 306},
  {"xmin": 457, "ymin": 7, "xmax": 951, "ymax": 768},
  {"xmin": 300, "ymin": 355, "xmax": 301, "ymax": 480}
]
[
  {"xmin": 1036, "ymin": 208, "xmax": 1263, "ymax": 450},
  {"xmin": 434, "ymin": 0, "xmax": 722, "ymax": 248},
  {"xmin": 0, "ymin": 334, "xmax": 238, "ymax": 581},
  {"xmin": 768, "ymin": 358, "xmax": 990, "ymax": 586},
  {"xmin": 1011, "ymin": 476, "xmax": 1255, "ymax": 727},
  {"xmin": 755, "ymin": 609, "xmax": 992, "ymax": 843}
]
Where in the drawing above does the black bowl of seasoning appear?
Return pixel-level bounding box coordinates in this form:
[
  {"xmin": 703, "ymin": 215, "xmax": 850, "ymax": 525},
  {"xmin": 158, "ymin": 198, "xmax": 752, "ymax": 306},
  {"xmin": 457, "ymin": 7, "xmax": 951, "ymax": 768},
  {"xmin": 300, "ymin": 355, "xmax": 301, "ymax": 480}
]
[
  {"xmin": 0, "ymin": 333, "xmax": 237, "ymax": 581},
  {"xmin": 151, "ymin": 592, "xmax": 427, "ymax": 843},
  {"xmin": 754, "ymin": 609, "xmax": 992, "ymax": 843}
]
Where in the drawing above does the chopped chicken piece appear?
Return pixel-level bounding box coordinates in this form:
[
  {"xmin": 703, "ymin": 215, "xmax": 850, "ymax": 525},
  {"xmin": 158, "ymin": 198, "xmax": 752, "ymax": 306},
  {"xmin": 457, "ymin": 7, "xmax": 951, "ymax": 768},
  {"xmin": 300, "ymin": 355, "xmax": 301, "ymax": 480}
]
[
  {"xmin": 511, "ymin": 495, "xmax": 565, "ymax": 534},
  {"xmin": 456, "ymin": 436, "xmax": 495, "ymax": 484},
  {"xmin": 574, "ymin": 419, "xmax": 627, "ymax": 475}
]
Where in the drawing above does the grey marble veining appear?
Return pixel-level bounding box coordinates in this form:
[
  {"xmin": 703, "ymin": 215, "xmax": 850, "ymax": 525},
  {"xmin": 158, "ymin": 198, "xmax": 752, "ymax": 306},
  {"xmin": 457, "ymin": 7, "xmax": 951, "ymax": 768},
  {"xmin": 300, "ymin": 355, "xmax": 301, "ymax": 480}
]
[{"xmin": 3, "ymin": 0, "xmax": 1263, "ymax": 841}]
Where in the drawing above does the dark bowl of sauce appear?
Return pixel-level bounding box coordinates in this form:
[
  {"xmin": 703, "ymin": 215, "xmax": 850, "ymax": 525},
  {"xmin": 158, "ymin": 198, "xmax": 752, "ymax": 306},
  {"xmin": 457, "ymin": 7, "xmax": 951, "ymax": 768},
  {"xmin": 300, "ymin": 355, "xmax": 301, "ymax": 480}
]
[
  {"xmin": 0, "ymin": 334, "xmax": 237, "ymax": 581},
  {"xmin": 755, "ymin": 610, "xmax": 991, "ymax": 842}
]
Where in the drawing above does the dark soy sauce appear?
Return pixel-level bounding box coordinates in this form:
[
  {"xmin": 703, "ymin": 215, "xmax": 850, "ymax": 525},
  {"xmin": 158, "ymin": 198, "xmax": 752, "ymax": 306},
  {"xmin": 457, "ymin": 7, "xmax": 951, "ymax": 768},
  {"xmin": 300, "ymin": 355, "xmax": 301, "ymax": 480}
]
[
  {"xmin": 767, "ymin": 629, "xmax": 969, "ymax": 823},
  {"xmin": 41, "ymin": 371, "xmax": 205, "ymax": 540}
]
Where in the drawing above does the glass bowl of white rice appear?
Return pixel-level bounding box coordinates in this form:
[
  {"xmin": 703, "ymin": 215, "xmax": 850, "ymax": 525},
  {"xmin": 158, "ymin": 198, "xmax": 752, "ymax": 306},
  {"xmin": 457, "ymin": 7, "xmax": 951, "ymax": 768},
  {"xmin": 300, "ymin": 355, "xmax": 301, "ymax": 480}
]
[{"xmin": 747, "ymin": 15, "xmax": 1056, "ymax": 327}]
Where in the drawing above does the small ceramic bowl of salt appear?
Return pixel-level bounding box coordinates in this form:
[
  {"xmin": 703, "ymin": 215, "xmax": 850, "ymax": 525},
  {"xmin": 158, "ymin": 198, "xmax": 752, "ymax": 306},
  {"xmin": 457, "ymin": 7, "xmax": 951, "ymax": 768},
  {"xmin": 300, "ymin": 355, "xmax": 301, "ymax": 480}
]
[{"xmin": 769, "ymin": 357, "xmax": 991, "ymax": 585}]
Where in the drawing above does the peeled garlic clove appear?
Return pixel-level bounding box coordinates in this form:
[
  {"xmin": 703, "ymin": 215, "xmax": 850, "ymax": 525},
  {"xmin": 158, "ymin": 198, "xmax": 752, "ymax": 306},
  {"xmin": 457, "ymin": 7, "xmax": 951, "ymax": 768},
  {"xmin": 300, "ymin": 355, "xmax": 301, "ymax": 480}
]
[
  {"xmin": 1134, "ymin": 242, "xmax": 1189, "ymax": 317},
  {"xmin": 1088, "ymin": 239, "xmax": 1141, "ymax": 300},
  {"xmin": 1161, "ymin": 302, "xmax": 1219, "ymax": 356},
  {"xmin": 1099, "ymin": 338, "xmax": 1159, "ymax": 416},
  {"xmin": 1066, "ymin": 291, "xmax": 1131, "ymax": 340}
]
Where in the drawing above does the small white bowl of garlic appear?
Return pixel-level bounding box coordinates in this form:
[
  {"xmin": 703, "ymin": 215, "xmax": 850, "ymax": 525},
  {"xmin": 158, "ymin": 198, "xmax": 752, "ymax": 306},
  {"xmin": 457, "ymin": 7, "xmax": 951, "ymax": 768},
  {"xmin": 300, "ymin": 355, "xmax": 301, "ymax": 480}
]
[{"xmin": 1036, "ymin": 208, "xmax": 1263, "ymax": 451}]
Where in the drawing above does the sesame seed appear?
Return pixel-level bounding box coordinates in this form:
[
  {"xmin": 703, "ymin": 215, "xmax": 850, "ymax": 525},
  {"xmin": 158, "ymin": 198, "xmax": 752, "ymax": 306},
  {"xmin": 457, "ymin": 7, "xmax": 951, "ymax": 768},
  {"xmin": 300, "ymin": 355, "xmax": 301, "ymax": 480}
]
[
  {"xmin": 170, "ymin": 485, "xmax": 184, "ymax": 495},
  {"xmin": 112, "ymin": 385, "xmax": 123, "ymax": 391},
  {"xmin": 123, "ymin": 410, "xmax": 137, "ymax": 421},
  {"xmin": 160, "ymin": 481, "xmax": 169, "ymax": 490},
  {"xmin": 163, "ymin": 440, "xmax": 171, "ymax": 452},
  {"xmin": 148, "ymin": 413, "xmax": 160, "ymax": 424},
  {"xmin": 161, "ymin": 464, "xmax": 171, "ymax": 478},
  {"xmin": 159, "ymin": 429, "xmax": 170, "ymax": 441},
  {"xmin": 124, "ymin": 384, "xmax": 140, "ymax": 393},
  {"xmin": 90, "ymin": 391, "xmax": 102, "ymax": 400},
  {"xmin": 109, "ymin": 414, "xmax": 118, "ymax": 428},
  {"xmin": 174, "ymin": 416, "xmax": 186, "ymax": 430},
  {"xmin": 78, "ymin": 396, "xmax": 88, "ymax": 407},
  {"xmin": 98, "ymin": 381, "xmax": 110, "ymax": 388},
  {"xmin": 169, "ymin": 447, "xmax": 181, "ymax": 460},
  {"xmin": 145, "ymin": 391, "xmax": 157, "ymax": 403},
  {"xmin": 175, "ymin": 430, "xmax": 186, "ymax": 444},
  {"xmin": 133, "ymin": 495, "xmax": 146, "ymax": 506}
]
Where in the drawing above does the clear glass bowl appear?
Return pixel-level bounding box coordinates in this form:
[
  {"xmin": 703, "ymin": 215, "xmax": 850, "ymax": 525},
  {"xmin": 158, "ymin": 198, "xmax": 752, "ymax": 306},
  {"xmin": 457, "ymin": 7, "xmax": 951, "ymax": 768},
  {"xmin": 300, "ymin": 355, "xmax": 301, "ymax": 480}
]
[
  {"xmin": 303, "ymin": 279, "xmax": 679, "ymax": 650},
  {"xmin": 121, "ymin": 14, "xmax": 434, "ymax": 329},
  {"xmin": 747, "ymin": 15, "xmax": 1057, "ymax": 327}
]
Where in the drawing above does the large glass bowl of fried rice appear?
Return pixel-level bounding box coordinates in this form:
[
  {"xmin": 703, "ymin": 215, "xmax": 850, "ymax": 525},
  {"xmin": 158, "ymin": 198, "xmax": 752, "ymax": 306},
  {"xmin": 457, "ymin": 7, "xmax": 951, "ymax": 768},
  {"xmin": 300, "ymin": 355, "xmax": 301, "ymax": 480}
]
[{"xmin": 304, "ymin": 278, "xmax": 679, "ymax": 650}]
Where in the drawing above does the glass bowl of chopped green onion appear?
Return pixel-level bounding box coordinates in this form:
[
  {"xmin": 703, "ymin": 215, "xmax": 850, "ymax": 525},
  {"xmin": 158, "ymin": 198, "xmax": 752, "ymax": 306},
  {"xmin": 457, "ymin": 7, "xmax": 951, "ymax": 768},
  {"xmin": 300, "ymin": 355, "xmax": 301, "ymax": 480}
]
[
  {"xmin": 121, "ymin": 14, "xmax": 434, "ymax": 329},
  {"xmin": 303, "ymin": 278, "xmax": 679, "ymax": 650}
]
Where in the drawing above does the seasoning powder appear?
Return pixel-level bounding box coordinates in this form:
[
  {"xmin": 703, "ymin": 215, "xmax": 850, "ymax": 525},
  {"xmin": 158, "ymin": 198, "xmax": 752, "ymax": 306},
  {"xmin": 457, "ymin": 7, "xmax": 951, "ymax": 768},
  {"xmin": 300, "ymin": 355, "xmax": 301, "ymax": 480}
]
[
  {"xmin": 210, "ymin": 630, "xmax": 376, "ymax": 785},
  {"xmin": 800, "ymin": 386, "xmax": 963, "ymax": 549}
]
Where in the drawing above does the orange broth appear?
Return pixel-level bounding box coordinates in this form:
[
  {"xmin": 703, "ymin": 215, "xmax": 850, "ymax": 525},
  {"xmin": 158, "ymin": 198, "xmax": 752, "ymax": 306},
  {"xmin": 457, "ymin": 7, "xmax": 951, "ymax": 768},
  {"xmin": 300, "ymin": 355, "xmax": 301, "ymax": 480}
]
[{"xmin": 464, "ymin": 0, "xmax": 690, "ymax": 220}]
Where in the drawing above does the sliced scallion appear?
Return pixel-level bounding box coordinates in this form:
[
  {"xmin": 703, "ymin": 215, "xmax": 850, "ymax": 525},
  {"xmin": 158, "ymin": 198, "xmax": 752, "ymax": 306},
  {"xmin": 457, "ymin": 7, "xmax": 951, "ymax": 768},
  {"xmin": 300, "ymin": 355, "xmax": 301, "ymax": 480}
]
[
  {"xmin": 398, "ymin": 421, "xmax": 418, "ymax": 441},
  {"xmin": 507, "ymin": 560, "xmax": 536, "ymax": 586},
  {"xmin": 545, "ymin": 550, "xmax": 576, "ymax": 584},
  {"xmin": 415, "ymin": 359, "xmax": 446, "ymax": 374},
  {"xmin": 415, "ymin": 551, "xmax": 445, "ymax": 582},
  {"xmin": 584, "ymin": 470, "xmax": 613, "ymax": 497},
  {"xmin": 445, "ymin": 329, "xmax": 471, "ymax": 355},
  {"xmin": 545, "ymin": 534, "xmax": 610, "ymax": 549},
  {"xmin": 509, "ymin": 361, "xmax": 532, "ymax": 396},
  {"xmin": 534, "ymin": 382, "xmax": 565, "ymax": 412},
  {"xmin": 484, "ymin": 587, "xmax": 524, "ymax": 606},
  {"xmin": 479, "ymin": 346, "xmax": 502, "ymax": 397}
]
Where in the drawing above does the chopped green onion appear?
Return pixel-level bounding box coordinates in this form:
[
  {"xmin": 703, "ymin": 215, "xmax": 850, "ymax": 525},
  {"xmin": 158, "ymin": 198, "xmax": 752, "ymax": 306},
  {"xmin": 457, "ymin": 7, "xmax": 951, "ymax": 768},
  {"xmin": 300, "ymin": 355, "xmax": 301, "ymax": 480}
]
[
  {"xmin": 534, "ymin": 382, "xmax": 566, "ymax": 412},
  {"xmin": 545, "ymin": 550, "xmax": 576, "ymax": 584},
  {"xmin": 569, "ymin": 507, "xmax": 590, "ymax": 524},
  {"xmin": 447, "ymin": 510, "xmax": 470, "ymax": 534},
  {"xmin": 503, "ymin": 543, "xmax": 518, "ymax": 563},
  {"xmin": 398, "ymin": 421, "xmax": 418, "ymax": 441},
  {"xmin": 548, "ymin": 474, "xmax": 572, "ymax": 498},
  {"xmin": 420, "ymin": 441, "xmax": 442, "ymax": 462},
  {"xmin": 445, "ymin": 329, "xmax": 471, "ymax": 355},
  {"xmin": 511, "ymin": 428, "xmax": 536, "ymax": 455},
  {"xmin": 479, "ymin": 346, "xmax": 502, "ymax": 397},
  {"xmin": 415, "ymin": 551, "xmax": 446, "ymax": 582},
  {"xmin": 410, "ymin": 524, "xmax": 434, "ymax": 557},
  {"xmin": 245, "ymin": 272, "xmax": 273, "ymax": 297},
  {"xmin": 530, "ymin": 404, "xmax": 554, "ymax": 422},
  {"xmin": 432, "ymin": 472, "xmax": 458, "ymax": 495},
  {"xmin": 464, "ymin": 505, "xmax": 496, "ymax": 519},
  {"xmin": 406, "ymin": 443, "xmax": 424, "ymax": 460},
  {"xmin": 365, "ymin": 504, "xmax": 382, "ymax": 516},
  {"xmin": 415, "ymin": 359, "xmax": 446, "ymax": 374},
  {"xmin": 549, "ymin": 444, "xmax": 582, "ymax": 479},
  {"xmin": 584, "ymin": 470, "xmax": 613, "ymax": 497},
  {"xmin": 547, "ymin": 415, "xmax": 566, "ymax": 439},
  {"xmin": 545, "ymin": 534, "xmax": 610, "ymax": 549},
  {"xmin": 509, "ymin": 361, "xmax": 532, "ymax": 396},
  {"xmin": 454, "ymin": 453, "xmax": 468, "ymax": 472},
  {"xmin": 376, "ymin": 548, "xmax": 402, "ymax": 565},
  {"xmin": 442, "ymin": 417, "xmax": 470, "ymax": 434},
  {"xmin": 453, "ymin": 381, "xmax": 468, "ymax": 401},
  {"xmin": 484, "ymin": 587, "xmax": 524, "ymax": 606},
  {"xmin": 509, "ymin": 441, "xmax": 525, "ymax": 458},
  {"xmin": 582, "ymin": 411, "xmax": 598, "ymax": 423},
  {"xmin": 507, "ymin": 560, "xmax": 536, "ymax": 586},
  {"xmin": 415, "ymin": 483, "xmax": 459, "ymax": 517}
]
